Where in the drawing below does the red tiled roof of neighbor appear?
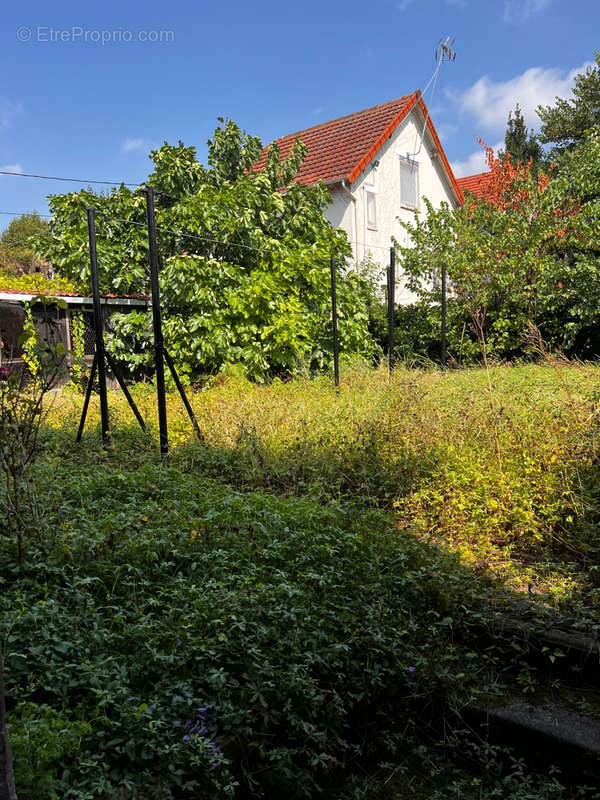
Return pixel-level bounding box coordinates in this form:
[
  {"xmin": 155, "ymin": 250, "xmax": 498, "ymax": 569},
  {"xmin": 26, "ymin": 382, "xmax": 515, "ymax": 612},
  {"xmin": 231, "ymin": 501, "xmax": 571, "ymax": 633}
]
[
  {"xmin": 254, "ymin": 92, "xmax": 463, "ymax": 203},
  {"xmin": 0, "ymin": 287, "xmax": 149, "ymax": 301},
  {"xmin": 456, "ymin": 171, "xmax": 492, "ymax": 199}
]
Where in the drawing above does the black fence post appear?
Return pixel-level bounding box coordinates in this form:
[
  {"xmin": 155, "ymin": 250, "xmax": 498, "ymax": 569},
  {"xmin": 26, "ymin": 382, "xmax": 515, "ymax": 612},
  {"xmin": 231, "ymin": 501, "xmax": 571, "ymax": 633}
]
[
  {"xmin": 145, "ymin": 185, "xmax": 169, "ymax": 455},
  {"xmin": 164, "ymin": 349, "xmax": 203, "ymax": 442},
  {"xmin": 330, "ymin": 255, "xmax": 340, "ymax": 388},
  {"xmin": 86, "ymin": 208, "xmax": 110, "ymax": 441},
  {"xmin": 441, "ymin": 260, "xmax": 447, "ymax": 368},
  {"xmin": 388, "ymin": 247, "xmax": 396, "ymax": 373},
  {"xmin": 76, "ymin": 352, "xmax": 98, "ymax": 442}
]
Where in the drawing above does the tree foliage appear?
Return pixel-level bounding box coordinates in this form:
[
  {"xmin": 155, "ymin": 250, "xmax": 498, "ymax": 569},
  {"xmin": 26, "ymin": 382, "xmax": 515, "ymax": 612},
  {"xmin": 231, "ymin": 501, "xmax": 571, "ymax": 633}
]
[
  {"xmin": 38, "ymin": 121, "xmax": 374, "ymax": 380},
  {"xmin": 498, "ymin": 104, "xmax": 544, "ymax": 171},
  {"xmin": 537, "ymin": 52, "xmax": 600, "ymax": 158},
  {"xmin": 396, "ymin": 134, "xmax": 600, "ymax": 360},
  {"xmin": 0, "ymin": 213, "xmax": 50, "ymax": 276},
  {"xmin": 0, "ymin": 214, "xmax": 49, "ymax": 251}
]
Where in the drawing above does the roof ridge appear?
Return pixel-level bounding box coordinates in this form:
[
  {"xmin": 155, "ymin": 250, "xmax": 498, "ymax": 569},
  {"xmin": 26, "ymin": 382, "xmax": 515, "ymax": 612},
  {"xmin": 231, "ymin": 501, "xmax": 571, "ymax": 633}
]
[
  {"xmin": 269, "ymin": 91, "xmax": 420, "ymax": 144},
  {"xmin": 457, "ymin": 171, "xmax": 492, "ymax": 180}
]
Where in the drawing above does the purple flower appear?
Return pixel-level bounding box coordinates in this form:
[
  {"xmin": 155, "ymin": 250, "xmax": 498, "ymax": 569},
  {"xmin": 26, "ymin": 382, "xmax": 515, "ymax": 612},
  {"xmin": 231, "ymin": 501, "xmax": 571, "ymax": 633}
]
[
  {"xmin": 0, "ymin": 367, "xmax": 11, "ymax": 382},
  {"xmin": 183, "ymin": 735, "xmax": 191, "ymax": 743},
  {"xmin": 177, "ymin": 640, "xmax": 183, "ymax": 648},
  {"xmin": 405, "ymin": 666, "xmax": 416, "ymax": 678},
  {"xmin": 184, "ymin": 719, "xmax": 191, "ymax": 729},
  {"xmin": 198, "ymin": 707, "xmax": 207, "ymax": 716}
]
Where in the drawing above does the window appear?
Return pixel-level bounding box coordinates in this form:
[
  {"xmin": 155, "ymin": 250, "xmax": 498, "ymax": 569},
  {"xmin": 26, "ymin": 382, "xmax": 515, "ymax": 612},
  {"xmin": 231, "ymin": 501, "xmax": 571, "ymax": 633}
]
[
  {"xmin": 365, "ymin": 189, "xmax": 377, "ymax": 229},
  {"xmin": 399, "ymin": 157, "xmax": 419, "ymax": 209}
]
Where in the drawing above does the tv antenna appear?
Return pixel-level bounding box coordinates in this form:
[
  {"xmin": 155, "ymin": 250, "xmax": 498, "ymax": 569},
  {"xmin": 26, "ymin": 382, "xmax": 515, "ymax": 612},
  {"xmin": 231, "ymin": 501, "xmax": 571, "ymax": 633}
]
[
  {"xmin": 436, "ymin": 36, "xmax": 456, "ymax": 63},
  {"xmin": 409, "ymin": 36, "xmax": 457, "ymax": 157}
]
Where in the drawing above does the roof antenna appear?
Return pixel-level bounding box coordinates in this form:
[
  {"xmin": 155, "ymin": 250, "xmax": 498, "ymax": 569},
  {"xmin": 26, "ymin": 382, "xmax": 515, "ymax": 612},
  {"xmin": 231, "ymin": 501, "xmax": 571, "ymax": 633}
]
[{"xmin": 409, "ymin": 36, "xmax": 456, "ymax": 158}]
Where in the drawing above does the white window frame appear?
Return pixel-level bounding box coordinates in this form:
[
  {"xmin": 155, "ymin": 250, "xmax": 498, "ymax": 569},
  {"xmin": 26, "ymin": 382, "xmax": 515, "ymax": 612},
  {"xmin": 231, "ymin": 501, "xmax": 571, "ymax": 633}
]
[
  {"xmin": 365, "ymin": 187, "xmax": 377, "ymax": 230},
  {"xmin": 398, "ymin": 155, "xmax": 419, "ymax": 211}
]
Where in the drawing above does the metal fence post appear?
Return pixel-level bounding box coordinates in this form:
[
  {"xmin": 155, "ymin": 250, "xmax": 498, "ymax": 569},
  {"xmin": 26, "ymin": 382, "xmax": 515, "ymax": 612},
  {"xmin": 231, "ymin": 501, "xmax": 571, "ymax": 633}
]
[
  {"xmin": 441, "ymin": 260, "xmax": 447, "ymax": 368},
  {"xmin": 145, "ymin": 186, "xmax": 169, "ymax": 455},
  {"xmin": 330, "ymin": 255, "xmax": 340, "ymax": 388},
  {"xmin": 86, "ymin": 208, "xmax": 110, "ymax": 441},
  {"xmin": 388, "ymin": 247, "xmax": 396, "ymax": 373}
]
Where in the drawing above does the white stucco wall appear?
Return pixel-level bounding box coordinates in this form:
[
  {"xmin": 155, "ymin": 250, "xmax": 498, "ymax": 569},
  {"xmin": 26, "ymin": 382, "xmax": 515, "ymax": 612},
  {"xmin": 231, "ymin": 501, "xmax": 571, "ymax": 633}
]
[{"xmin": 324, "ymin": 106, "xmax": 459, "ymax": 305}]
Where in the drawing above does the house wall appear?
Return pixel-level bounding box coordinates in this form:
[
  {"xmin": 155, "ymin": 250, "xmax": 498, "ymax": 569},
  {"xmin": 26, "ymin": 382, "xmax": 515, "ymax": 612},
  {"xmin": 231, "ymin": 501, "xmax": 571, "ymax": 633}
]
[{"xmin": 323, "ymin": 107, "xmax": 459, "ymax": 304}]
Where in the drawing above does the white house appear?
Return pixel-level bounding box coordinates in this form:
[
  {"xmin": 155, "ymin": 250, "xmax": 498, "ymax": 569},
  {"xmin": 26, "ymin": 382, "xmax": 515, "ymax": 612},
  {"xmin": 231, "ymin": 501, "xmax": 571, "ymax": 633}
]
[{"xmin": 256, "ymin": 91, "xmax": 463, "ymax": 303}]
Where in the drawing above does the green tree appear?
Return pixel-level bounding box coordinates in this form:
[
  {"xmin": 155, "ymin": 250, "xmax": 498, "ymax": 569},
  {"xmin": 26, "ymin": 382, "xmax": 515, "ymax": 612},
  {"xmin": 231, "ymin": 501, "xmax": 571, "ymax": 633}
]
[
  {"xmin": 38, "ymin": 121, "xmax": 375, "ymax": 380},
  {"xmin": 0, "ymin": 213, "xmax": 50, "ymax": 275},
  {"xmin": 394, "ymin": 136, "xmax": 600, "ymax": 361},
  {"xmin": 0, "ymin": 213, "xmax": 48, "ymax": 251},
  {"xmin": 498, "ymin": 104, "xmax": 544, "ymax": 170},
  {"xmin": 537, "ymin": 52, "xmax": 600, "ymax": 158}
]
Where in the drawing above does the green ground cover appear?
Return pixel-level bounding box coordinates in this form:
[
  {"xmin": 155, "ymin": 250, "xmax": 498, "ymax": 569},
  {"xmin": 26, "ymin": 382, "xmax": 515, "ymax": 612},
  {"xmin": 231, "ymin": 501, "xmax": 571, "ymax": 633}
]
[{"xmin": 2, "ymin": 361, "xmax": 600, "ymax": 798}]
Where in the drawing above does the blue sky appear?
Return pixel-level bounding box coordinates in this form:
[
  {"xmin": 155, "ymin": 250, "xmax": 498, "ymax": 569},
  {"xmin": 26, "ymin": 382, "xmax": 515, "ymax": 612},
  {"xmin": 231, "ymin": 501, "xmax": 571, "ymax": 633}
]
[{"xmin": 1, "ymin": 0, "xmax": 598, "ymax": 231}]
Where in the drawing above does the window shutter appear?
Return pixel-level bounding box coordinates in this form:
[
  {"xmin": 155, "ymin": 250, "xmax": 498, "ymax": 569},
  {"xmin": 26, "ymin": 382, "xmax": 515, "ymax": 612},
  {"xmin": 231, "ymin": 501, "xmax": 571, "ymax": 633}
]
[{"xmin": 400, "ymin": 158, "xmax": 418, "ymax": 208}]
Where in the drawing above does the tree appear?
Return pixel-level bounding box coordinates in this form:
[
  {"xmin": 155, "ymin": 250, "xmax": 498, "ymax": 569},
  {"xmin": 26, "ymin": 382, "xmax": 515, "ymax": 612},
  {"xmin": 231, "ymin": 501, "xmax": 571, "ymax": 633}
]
[
  {"xmin": 0, "ymin": 214, "xmax": 50, "ymax": 276},
  {"xmin": 394, "ymin": 139, "xmax": 593, "ymax": 360},
  {"xmin": 0, "ymin": 214, "xmax": 49, "ymax": 251},
  {"xmin": 537, "ymin": 52, "xmax": 600, "ymax": 158},
  {"xmin": 498, "ymin": 104, "xmax": 544, "ymax": 170},
  {"xmin": 38, "ymin": 121, "xmax": 375, "ymax": 380}
]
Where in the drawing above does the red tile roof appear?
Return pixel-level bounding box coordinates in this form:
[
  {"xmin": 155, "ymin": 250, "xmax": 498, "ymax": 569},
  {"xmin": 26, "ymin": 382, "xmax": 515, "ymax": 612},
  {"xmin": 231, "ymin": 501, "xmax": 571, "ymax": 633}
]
[
  {"xmin": 456, "ymin": 171, "xmax": 492, "ymax": 199},
  {"xmin": 0, "ymin": 287, "xmax": 149, "ymax": 302},
  {"xmin": 254, "ymin": 92, "xmax": 463, "ymax": 203}
]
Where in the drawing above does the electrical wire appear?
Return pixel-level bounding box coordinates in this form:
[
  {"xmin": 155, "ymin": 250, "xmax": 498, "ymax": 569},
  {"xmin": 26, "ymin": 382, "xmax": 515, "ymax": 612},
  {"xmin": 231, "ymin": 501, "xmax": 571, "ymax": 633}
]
[
  {"xmin": 0, "ymin": 171, "xmax": 175, "ymax": 201},
  {"xmin": 0, "ymin": 210, "xmax": 53, "ymax": 218},
  {"xmin": 0, "ymin": 206, "xmax": 399, "ymax": 259},
  {"xmin": 0, "ymin": 169, "xmax": 144, "ymax": 187}
]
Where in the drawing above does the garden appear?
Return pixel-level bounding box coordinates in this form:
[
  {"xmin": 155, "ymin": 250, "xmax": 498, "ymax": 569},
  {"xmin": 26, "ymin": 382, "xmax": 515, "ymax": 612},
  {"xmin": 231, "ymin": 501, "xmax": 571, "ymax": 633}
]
[
  {"xmin": 2, "ymin": 360, "xmax": 600, "ymax": 799},
  {"xmin": 2, "ymin": 55, "xmax": 600, "ymax": 798}
]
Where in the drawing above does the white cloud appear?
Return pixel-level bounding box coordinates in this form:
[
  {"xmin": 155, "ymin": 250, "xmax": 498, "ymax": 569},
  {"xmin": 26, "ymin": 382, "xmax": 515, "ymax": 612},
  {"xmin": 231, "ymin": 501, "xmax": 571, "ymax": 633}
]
[
  {"xmin": 122, "ymin": 137, "xmax": 147, "ymax": 153},
  {"xmin": 0, "ymin": 163, "xmax": 23, "ymax": 176},
  {"xmin": 450, "ymin": 60, "xmax": 593, "ymax": 134},
  {"xmin": 504, "ymin": 0, "xmax": 552, "ymax": 24},
  {"xmin": 451, "ymin": 141, "xmax": 502, "ymax": 178}
]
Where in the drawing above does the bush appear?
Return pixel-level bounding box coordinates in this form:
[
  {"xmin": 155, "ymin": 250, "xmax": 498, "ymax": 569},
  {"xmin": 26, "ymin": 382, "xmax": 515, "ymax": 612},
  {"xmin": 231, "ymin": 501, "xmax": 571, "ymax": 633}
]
[{"xmin": 2, "ymin": 462, "xmax": 490, "ymax": 799}]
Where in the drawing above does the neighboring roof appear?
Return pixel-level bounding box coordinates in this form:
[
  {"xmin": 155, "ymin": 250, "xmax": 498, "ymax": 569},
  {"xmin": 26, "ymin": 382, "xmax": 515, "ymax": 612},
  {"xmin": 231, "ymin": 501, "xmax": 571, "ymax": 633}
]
[
  {"xmin": 456, "ymin": 171, "xmax": 492, "ymax": 199},
  {"xmin": 0, "ymin": 289, "xmax": 149, "ymax": 306},
  {"xmin": 254, "ymin": 92, "xmax": 463, "ymax": 204}
]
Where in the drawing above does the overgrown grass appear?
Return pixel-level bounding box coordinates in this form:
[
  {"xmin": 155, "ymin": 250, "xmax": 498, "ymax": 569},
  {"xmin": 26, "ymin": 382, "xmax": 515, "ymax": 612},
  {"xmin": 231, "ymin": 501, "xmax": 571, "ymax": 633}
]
[
  {"xmin": 3, "ymin": 359, "xmax": 600, "ymax": 798},
  {"xmin": 46, "ymin": 359, "xmax": 600, "ymax": 612}
]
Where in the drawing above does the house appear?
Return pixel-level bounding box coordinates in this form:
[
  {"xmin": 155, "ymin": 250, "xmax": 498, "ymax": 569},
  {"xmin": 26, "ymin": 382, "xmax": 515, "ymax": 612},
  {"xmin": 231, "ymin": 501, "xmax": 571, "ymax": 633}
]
[
  {"xmin": 255, "ymin": 91, "xmax": 463, "ymax": 303},
  {"xmin": 456, "ymin": 172, "xmax": 492, "ymax": 199}
]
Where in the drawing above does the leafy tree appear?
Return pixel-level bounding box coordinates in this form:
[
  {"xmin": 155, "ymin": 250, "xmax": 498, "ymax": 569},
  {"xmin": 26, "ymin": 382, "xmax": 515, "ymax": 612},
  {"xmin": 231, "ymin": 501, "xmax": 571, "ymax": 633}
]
[
  {"xmin": 0, "ymin": 214, "xmax": 48, "ymax": 251},
  {"xmin": 498, "ymin": 104, "xmax": 544, "ymax": 170},
  {"xmin": 38, "ymin": 121, "xmax": 375, "ymax": 380},
  {"xmin": 537, "ymin": 52, "xmax": 600, "ymax": 158},
  {"xmin": 394, "ymin": 138, "xmax": 598, "ymax": 360},
  {"xmin": 0, "ymin": 214, "xmax": 50, "ymax": 275}
]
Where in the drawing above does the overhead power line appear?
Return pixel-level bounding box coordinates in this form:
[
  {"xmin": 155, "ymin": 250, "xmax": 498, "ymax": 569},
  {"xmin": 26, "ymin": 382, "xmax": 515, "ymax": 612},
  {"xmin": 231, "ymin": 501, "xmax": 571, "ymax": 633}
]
[
  {"xmin": 0, "ymin": 200, "xmax": 398, "ymax": 259},
  {"xmin": 0, "ymin": 210, "xmax": 53, "ymax": 218},
  {"xmin": 0, "ymin": 169, "xmax": 143, "ymax": 188}
]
